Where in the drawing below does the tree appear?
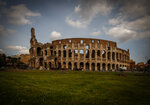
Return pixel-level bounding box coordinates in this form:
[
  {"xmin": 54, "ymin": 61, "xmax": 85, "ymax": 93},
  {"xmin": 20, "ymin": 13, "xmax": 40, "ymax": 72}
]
[
  {"xmin": 147, "ymin": 59, "xmax": 150, "ymax": 65},
  {"xmin": 0, "ymin": 54, "xmax": 6, "ymax": 67}
]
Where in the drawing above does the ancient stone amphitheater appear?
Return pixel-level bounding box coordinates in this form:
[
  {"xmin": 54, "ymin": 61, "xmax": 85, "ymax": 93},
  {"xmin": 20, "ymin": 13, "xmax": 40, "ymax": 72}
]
[{"xmin": 29, "ymin": 28, "xmax": 130, "ymax": 71}]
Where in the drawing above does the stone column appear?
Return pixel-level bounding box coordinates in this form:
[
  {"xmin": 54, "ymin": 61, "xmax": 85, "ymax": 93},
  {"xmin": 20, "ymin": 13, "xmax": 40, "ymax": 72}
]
[
  {"xmin": 83, "ymin": 62, "xmax": 86, "ymax": 70},
  {"xmin": 89, "ymin": 62, "xmax": 91, "ymax": 71},
  {"xmin": 110, "ymin": 63, "xmax": 112, "ymax": 70},
  {"xmin": 105, "ymin": 45, "xmax": 108, "ymax": 62},
  {"xmin": 72, "ymin": 62, "xmax": 74, "ymax": 70},
  {"xmin": 106, "ymin": 63, "xmax": 108, "ymax": 71},
  {"xmin": 77, "ymin": 62, "xmax": 79, "ymax": 69},
  {"xmin": 66, "ymin": 61, "xmax": 68, "ymax": 69},
  {"xmin": 100, "ymin": 44, "xmax": 102, "ymax": 61},
  {"xmin": 100, "ymin": 63, "xmax": 102, "ymax": 71},
  {"xmin": 95, "ymin": 63, "xmax": 97, "ymax": 71}
]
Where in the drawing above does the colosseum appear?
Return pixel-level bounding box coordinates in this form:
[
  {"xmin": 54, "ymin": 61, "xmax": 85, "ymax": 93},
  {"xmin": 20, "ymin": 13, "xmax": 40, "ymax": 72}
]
[{"xmin": 29, "ymin": 27, "xmax": 130, "ymax": 71}]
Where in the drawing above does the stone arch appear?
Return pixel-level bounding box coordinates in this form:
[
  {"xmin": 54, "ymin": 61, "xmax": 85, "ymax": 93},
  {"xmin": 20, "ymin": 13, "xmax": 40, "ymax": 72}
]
[
  {"xmin": 92, "ymin": 63, "xmax": 95, "ymax": 71},
  {"xmin": 112, "ymin": 52, "xmax": 115, "ymax": 60},
  {"xmin": 102, "ymin": 50, "xmax": 106, "ymax": 58},
  {"xmin": 58, "ymin": 62, "xmax": 61, "ymax": 69},
  {"xmin": 107, "ymin": 52, "xmax": 111, "ymax": 60},
  {"xmin": 108, "ymin": 63, "xmax": 111, "ymax": 71},
  {"xmin": 80, "ymin": 62, "xmax": 84, "ymax": 70},
  {"xmin": 37, "ymin": 47, "xmax": 42, "ymax": 56},
  {"xmin": 45, "ymin": 50, "xmax": 47, "ymax": 55},
  {"xmin": 92, "ymin": 50, "xmax": 95, "ymax": 58},
  {"xmin": 97, "ymin": 50, "xmax": 100, "ymax": 57},
  {"xmin": 116, "ymin": 64, "xmax": 119, "ymax": 70},
  {"xmin": 39, "ymin": 58, "xmax": 43, "ymax": 66},
  {"xmin": 54, "ymin": 51, "xmax": 56, "ymax": 56},
  {"xmin": 44, "ymin": 62, "xmax": 47, "ymax": 69},
  {"xmin": 63, "ymin": 62, "xmax": 66, "ymax": 69},
  {"xmin": 86, "ymin": 50, "xmax": 89, "ymax": 58},
  {"xmin": 49, "ymin": 62, "xmax": 52, "ymax": 69},
  {"xmin": 50, "ymin": 50, "xmax": 53, "ymax": 56},
  {"xmin": 74, "ymin": 62, "xmax": 77, "ymax": 70},
  {"xmin": 86, "ymin": 62, "xmax": 89, "ymax": 70},
  {"xmin": 97, "ymin": 63, "xmax": 100, "ymax": 71},
  {"xmin": 68, "ymin": 62, "xmax": 72, "ymax": 70},
  {"xmin": 102, "ymin": 63, "xmax": 106, "ymax": 71},
  {"xmin": 69, "ymin": 49, "xmax": 72, "ymax": 57},
  {"xmin": 58, "ymin": 50, "xmax": 61, "ymax": 57},
  {"xmin": 112, "ymin": 64, "xmax": 115, "ymax": 70},
  {"xmin": 63, "ymin": 50, "xmax": 66, "ymax": 57}
]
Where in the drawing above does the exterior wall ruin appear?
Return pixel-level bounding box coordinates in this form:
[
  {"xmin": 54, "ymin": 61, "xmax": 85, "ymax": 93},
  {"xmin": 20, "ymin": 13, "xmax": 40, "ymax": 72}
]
[{"xmin": 29, "ymin": 28, "xmax": 130, "ymax": 71}]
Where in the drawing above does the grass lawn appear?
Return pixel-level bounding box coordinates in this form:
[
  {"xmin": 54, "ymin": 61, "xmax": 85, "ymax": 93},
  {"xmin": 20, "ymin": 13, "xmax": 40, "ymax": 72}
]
[{"xmin": 0, "ymin": 69, "xmax": 150, "ymax": 105}]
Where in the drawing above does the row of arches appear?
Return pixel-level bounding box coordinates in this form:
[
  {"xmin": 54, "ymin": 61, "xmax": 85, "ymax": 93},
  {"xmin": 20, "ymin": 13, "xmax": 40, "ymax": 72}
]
[
  {"xmin": 35, "ymin": 47, "xmax": 129, "ymax": 62},
  {"xmin": 42, "ymin": 61, "xmax": 128, "ymax": 71}
]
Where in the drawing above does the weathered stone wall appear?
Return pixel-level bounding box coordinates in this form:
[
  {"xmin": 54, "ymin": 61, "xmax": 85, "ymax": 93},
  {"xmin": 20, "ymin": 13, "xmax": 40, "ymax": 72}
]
[{"xmin": 29, "ymin": 28, "xmax": 130, "ymax": 71}]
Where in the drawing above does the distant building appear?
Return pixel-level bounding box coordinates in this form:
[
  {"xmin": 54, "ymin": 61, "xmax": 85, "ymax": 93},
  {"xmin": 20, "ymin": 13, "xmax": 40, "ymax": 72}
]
[
  {"xmin": 136, "ymin": 62, "xmax": 145, "ymax": 71},
  {"xmin": 20, "ymin": 54, "xmax": 30, "ymax": 65},
  {"xmin": 130, "ymin": 59, "xmax": 136, "ymax": 71}
]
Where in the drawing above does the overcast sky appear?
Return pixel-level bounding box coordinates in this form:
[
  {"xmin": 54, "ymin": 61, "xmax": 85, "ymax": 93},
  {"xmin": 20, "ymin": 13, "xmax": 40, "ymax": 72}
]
[{"xmin": 0, "ymin": 0, "xmax": 150, "ymax": 63}]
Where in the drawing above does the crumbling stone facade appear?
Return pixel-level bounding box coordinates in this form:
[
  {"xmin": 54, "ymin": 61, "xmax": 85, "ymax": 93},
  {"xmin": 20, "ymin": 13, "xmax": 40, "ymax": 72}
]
[{"xmin": 29, "ymin": 27, "xmax": 130, "ymax": 71}]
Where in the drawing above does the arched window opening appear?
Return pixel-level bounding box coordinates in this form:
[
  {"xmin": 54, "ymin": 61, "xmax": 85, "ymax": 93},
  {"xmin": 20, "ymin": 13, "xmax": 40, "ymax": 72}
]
[
  {"xmin": 50, "ymin": 46, "xmax": 53, "ymax": 49},
  {"xmin": 51, "ymin": 50, "xmax": 53, "ymax": 56},
  {"xmin": 45, "ymin": 50, "xmax": 47, "ymax": 55},
  {"xmin": 54, "ymin": 51, "xmax": 56, "ymax": 56},
  {"xmin": 92, "ymin": 63, "xmax": 95, "ymax": 71},
  {"xmin": 107, "ymin": 47, "xmax": 110, "ymax": 50},
  {"xmin": 59, "ymin": 50, "xmax": 61, "ymax": 57},
  {"xmin": 37, "ymin": 47, "xmax": 42, "ymax": 56},
  {"xmin": 108, "ymin": 42, "xmax": 110, "ymax": 46},
  {"xmin": 44, "ymin": 62, "xmax": 47, "ymax": 69},
  {"xmin": 80, "ymin": 50, "xmax": 84, "ymax": 58},
  {"xmin": 92, "ymin": 40, "xmax": 94, "ymax": 43},
  {"xmin": 112, "ymin": 52, "xmax": 115, "ymax": 60},
  {"xmin": 86, "ymin": 50, "xmax": 89, "ymax": 58},
  {"xmin": 112, "ymin": 64, "xmax": 115, "ymax": 70},
  {"xmin": 97, "ymin": 63, "xmax": 100, "ymax": 71},
  {"xmin": 63, "ymin": 45, "xmax": 67, "ymax": 49},
  {"xmin": 74, "ymin": 49, "xmax": 78, "ymax": 57},
  {"xmin": 92, "ymin": 50, "xmax": 95, "ymax": 58},
  {"xmin": 102, "ymin": 63, "xmax": 106, "ymax": 71},
  {"xmin": 97, "ymin": 50, "xmax": 100, "ymax": 57},
  {"xmin": 69, "ymin": 49, "xmax": 72, "ymax": 57},
  {"xmin": 86, "ymin": 45, "xmax": 89, "ymax": 49},
  {"xmin": 102, "ymin": 50, "xmax": 106, "ymax": 58},
  {"xmin": 108, "ymin": 64, "xmax": 111, "ymax": 70},
  {"xmin": 39, "ymin": 58, "xmax": 43, "ymax": 66},
  {"xmin": 63, "ymin": 50, "xmax": 66, "ymax": 57},
  {"xmin": 80, "ymin": 40, "xmax": 83, "ymax": 44},
  {"xmin": 116, "ymin": 64, "xmax": 119, "ymax": 70},
  {"xmin": 58, "ymin": 62, "xmax": 61, "ymax": 70},
  {"xmin": 63, "ymin": 62, "xmax": 66, "ymax": 69},
  {"xmin": 74, "ymin": 62, "xmax": 77, "ymax": 70},
  {"xmin": 49, "ymin": 62, "xmax": 52, "ymax": 69},
  {"xmin": 80, "ymin": 62, "xmax": 84, "ymax": 70},
  {"xmin": 68, "ymin": 62, "xmax": 72, "ymax": 70},
  {"xmin": 86, "ymin": 62, "xmax": 89, "ymax": 70},
  {"xmin": 107, "ymin": 52, "xmax": 111, "ymax": 60},
  {"xmin": 69, "ymin": 40, "xmax": 72, "ymax": 43}
]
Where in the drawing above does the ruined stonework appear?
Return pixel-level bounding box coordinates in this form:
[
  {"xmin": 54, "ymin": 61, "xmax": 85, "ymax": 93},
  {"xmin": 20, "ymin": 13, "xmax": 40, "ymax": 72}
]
[{"xmin": 29, "ymin": 28, "xmax": 130, "ymax": 71}]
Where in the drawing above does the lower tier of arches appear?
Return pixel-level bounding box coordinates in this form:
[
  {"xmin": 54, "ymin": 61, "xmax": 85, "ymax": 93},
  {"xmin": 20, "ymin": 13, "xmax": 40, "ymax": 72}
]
[{"xmin": 38, "ymin": 61, "xmax": 129, "ymax": 71}]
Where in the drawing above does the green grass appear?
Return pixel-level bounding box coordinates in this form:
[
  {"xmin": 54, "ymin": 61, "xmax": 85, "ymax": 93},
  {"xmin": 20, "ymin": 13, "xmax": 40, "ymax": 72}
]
[{"xmin": 0, "ymin": 69, "xmax": 150, "ymax": 105}]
